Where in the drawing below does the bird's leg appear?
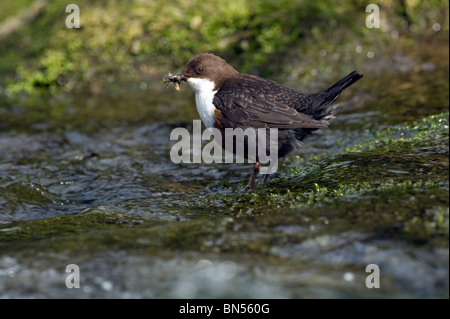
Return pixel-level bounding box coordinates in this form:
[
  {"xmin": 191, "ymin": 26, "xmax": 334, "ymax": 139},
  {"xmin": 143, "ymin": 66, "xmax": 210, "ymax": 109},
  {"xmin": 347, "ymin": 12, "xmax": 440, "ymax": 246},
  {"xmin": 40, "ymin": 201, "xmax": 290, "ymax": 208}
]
[
  {"xmin": 263, "ymin": 174, "xmax": 269, "ymax": 184},
  {"xmin": 245, "ymin": 162, "xmax": 261, "ymax": 190}
]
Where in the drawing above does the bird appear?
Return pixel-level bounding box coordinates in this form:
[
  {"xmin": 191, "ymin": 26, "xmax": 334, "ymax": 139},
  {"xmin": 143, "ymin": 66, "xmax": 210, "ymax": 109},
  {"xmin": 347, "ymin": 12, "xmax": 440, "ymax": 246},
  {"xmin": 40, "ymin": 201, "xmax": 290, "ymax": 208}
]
[{"xmin": 165, "ymin": 53, "xmax": 363, "ymax": 189}]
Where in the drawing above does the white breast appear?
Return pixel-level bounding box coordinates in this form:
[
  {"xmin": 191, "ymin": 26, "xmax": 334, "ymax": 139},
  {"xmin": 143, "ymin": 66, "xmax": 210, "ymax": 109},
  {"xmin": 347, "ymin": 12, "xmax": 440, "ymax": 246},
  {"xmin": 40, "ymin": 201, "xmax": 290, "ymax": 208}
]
[{"xmin": 187, "ymin": 78, "xmax": 217, "ymax": 128}]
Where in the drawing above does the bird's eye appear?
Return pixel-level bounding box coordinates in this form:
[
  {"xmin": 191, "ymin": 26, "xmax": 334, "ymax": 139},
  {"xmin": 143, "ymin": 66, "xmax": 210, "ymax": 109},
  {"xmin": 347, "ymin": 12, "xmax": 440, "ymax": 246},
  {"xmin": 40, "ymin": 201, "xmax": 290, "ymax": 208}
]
[{"xmin": 196, "ymin": 67, "xmax": 204, "ymax": 73}]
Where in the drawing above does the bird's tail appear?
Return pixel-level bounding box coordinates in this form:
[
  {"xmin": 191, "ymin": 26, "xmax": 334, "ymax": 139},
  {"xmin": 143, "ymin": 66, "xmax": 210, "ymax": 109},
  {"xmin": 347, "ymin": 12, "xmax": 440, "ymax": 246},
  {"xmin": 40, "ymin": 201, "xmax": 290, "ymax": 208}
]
[
  {"xmin": 325, "ymin": 70, "xmax": 363, "ymax": 99},
  {"xmin": 292, "ymin": 70, "xmax": 363, "ymax": 143},
  {"xmin": 312, "ymin": 70, "xmax": 363, "ymax": 121}
]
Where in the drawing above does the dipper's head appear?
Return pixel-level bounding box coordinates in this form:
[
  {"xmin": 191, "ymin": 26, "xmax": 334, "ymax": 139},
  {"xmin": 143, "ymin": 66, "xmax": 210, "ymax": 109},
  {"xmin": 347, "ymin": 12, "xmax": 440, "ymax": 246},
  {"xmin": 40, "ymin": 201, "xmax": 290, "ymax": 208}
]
[{"xmin": 165, "ymin": 53, "xmax": 238, "ymax": 92}]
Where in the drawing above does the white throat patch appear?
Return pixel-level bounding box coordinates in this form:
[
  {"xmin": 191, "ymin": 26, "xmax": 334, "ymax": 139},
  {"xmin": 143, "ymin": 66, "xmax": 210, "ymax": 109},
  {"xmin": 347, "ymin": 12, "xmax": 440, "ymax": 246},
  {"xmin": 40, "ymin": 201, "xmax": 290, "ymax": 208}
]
[{"xmin": 187, "ymin": 78, "xmax": 217, "ymax": 128}]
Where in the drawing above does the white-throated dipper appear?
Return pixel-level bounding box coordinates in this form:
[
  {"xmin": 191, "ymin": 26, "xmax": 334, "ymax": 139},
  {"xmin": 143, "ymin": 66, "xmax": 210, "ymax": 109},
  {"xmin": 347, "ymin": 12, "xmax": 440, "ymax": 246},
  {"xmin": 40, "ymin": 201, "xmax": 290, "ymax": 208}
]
[{"xmin": 165, "ymin": 53, "xmax": 363, "ymax": 189}]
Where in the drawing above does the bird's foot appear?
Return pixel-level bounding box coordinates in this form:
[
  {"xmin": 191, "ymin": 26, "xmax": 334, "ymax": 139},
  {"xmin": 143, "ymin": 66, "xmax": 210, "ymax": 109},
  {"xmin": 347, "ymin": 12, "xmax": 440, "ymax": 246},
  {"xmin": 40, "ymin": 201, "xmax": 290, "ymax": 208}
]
[{"xmin": 244, "ymin": 162, "xmax": 261, "ymax": 191}]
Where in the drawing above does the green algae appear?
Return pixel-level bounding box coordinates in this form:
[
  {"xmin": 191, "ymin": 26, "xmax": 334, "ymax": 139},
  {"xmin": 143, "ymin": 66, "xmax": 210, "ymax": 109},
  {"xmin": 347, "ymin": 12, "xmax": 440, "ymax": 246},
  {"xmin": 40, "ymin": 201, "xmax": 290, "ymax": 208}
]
[
  {"xmin": 0, "ymin": 92, "xmax": 448, "ymax": 255},
  {"xmin": 1, "ymin": 181, "xmax": 446, "ymax": 258},
  {"xmin": 0, "ymin": 210, "xmax": 223, "ymax": 255},
  {"xmin": 196, "ymin": 113, "xmax": 449, "ymax": 247},
  {"xmin": 1, "ymin": 113, "xmax": 446, "ymax": 257}
]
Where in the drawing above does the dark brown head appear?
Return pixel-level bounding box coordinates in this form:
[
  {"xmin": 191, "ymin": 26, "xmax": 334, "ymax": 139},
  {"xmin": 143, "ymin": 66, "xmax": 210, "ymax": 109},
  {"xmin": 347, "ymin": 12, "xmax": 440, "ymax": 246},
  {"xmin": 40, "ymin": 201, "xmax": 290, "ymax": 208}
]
[{"xmin": 180, "ymin": 53, "xmax": 238, "ymax": 92}]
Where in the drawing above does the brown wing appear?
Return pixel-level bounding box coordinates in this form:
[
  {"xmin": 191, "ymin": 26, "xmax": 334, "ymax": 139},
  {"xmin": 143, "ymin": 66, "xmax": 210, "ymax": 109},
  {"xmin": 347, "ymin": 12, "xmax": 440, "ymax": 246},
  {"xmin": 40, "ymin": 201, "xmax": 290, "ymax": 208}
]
[{"xmin": 213, "ymin": 78, "xmax": 327, "ymax": 129}]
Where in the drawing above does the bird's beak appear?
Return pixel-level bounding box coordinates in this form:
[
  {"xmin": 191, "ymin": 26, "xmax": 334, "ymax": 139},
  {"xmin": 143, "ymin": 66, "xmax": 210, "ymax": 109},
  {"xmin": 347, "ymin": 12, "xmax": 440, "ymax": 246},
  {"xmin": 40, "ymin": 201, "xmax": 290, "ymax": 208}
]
[{"xmin": 164, "ymin": 73, "xmax": 188, "ymax": 83}]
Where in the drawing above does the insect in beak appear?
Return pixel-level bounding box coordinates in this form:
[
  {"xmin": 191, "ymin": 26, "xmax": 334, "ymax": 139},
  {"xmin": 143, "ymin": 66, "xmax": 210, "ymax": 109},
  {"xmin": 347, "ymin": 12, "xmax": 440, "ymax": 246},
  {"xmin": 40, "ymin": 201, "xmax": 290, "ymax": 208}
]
[{"xmin": 163, "ymin": 69, "xmax": 187, "ymax": 91}]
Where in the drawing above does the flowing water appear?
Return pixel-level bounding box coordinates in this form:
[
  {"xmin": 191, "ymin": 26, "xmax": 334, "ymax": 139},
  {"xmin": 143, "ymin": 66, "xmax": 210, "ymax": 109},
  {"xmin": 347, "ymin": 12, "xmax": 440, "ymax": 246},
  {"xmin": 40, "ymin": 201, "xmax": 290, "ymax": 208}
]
[{"xmin": 0, "ymin": 39, "xmax": 448, "ymax": 298}]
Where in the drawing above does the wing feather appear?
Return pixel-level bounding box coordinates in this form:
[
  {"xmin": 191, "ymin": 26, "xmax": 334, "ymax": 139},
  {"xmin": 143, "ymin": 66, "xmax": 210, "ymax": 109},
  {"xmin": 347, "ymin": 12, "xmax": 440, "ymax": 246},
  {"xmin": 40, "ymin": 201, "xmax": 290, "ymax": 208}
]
[{"xmin": 213, "ymin": 77, "xmax": 327, "ymax": 129}]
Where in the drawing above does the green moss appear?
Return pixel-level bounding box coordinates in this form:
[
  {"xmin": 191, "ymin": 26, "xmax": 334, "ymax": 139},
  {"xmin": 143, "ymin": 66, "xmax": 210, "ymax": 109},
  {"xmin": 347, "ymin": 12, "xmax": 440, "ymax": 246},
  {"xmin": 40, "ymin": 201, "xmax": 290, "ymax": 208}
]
[
  {"xmin": 0, "ymin": 0, "xmax": 448, "ymax": 99},
  {"xmin": 0, "ymin": 0, "xmax": 34, "ymax": 22},
  {"xmin": 195, "ymin": 113, "xmax": 449, "ymax": 246},
  {"xmin": 284, "ymin": 113, "xmax": 449, "ymax": 188},
  {"xmin": 0, "ymin": 212, "xmax": 139, "ymax": 244},
  {"xmin": 0, "ymin": 209, "xmax": 224, "ymax": 254},
  {"xmin": 1, "ymin": 109, "xmax": 448, "ymax": 252}
]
